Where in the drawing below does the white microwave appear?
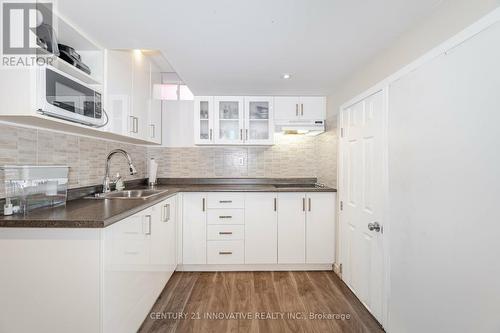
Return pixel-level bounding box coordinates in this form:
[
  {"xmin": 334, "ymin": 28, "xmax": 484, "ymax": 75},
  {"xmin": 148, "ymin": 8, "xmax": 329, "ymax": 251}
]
[{"xmin": 36, "ymin": 66, "xmax": 104, "ymax": 127}]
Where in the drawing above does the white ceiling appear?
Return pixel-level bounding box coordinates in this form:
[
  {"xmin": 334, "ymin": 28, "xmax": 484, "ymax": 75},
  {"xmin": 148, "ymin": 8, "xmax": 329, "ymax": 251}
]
[{"xmin": 58, "ymin": 0, "xmax": 443, "ymax": 95}]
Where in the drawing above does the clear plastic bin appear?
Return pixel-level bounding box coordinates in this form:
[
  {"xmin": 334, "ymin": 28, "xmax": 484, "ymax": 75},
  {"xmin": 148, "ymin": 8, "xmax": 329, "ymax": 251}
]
[{"xmin": 1, "ymin": 165, "xmax": 69, "ymax": 215}]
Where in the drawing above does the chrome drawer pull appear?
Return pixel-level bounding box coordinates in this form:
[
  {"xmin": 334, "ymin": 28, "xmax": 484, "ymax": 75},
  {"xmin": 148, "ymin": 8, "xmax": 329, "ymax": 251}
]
[
  {"xmin": 124, "ymin": 251, "xmax": 139, "ymax": 255},
  {"xmin": 219, "ymin": 200, "xmax": 232, "ymax": 203},
  {"xmin": 219, "ymin": 232, "xmax": 233, "ymax": 235},
  {"xmin": 219, "ymin": 251, "xmax": 232, "ymax": 255},
  {"xmin": 219, "ymin": 216, "xmax": 232, "ymax": 219}
]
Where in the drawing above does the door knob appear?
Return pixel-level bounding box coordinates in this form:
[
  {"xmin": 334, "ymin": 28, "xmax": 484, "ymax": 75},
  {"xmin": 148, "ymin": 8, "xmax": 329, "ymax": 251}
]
[{"xmin": 368, "ymin": 222, "xmax": 381, "ymax": 232}]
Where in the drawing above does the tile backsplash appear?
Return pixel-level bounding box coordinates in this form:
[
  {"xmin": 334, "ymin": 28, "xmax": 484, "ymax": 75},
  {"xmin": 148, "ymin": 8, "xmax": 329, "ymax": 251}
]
[
  {"xmin": 0, "ymin": 119, "xmax": 338, "ymax": 198},
  {"xmin": 148, "ymin": 125, "xmax": 338, "ymax": 188},
  {"xmin": 0, "ymin": 123, "xmax": 147, "ymax": 197}
]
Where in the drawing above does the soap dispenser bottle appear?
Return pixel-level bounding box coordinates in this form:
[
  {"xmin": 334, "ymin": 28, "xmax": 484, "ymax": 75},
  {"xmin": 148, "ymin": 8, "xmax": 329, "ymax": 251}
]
[{"xmin": 115, "ymin": 173, "xmax": 125, "ymax": 191}]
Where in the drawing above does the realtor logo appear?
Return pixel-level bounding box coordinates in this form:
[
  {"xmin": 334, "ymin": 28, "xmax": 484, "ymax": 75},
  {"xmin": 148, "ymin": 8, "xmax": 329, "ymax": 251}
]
[
  {"xmin": 2, "ymin": 2, "xmax": 53, "ymax": 54},
  {"xmin": 1, "ymin": 1, "xmax": 55, "ymax": 67}
]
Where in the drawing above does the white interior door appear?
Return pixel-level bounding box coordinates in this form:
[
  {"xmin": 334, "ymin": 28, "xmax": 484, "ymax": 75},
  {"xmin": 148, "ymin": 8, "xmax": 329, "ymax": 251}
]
[{"xmin": 339, "ymin": 90, "xmax": 386, "ymax": 325}]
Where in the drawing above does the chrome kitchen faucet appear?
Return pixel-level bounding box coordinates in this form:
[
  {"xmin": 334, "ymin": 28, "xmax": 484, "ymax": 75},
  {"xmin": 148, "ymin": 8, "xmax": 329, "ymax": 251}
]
[{"xmin": 102, "ymin": 149, "xmax": 138, "ymax": 193}]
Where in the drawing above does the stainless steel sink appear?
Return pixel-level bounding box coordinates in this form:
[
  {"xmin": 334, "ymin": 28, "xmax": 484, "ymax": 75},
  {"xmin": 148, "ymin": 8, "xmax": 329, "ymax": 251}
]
[{"xmin": 86, "ymin": 189, "xmax": 167, "ymax": 200}]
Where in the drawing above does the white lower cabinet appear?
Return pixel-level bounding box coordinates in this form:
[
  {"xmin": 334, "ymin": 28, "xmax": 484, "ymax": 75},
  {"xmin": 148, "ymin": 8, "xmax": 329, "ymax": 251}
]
[
  {"xmin": 207, "ymin": 240, "xmax": 245, "ymax": 264},
  {"xmin": 245, "ymin": 193, "xmax": 278, "ymax": 264},
  {"xmin": 182, "ymin": 192, "xmax": 207, "ymax": 264},
  {"xmin": 277, "ymin": 193, "xmax": 306, "ymax": 263},
  {"xmin": 104, "ymin": 196, "xmax": 177, "ymax": 333},
  {"xmin": 181, "ymin": 191, "xmax": 336, "ymax": 268},
  {"xmin": 207, "ymin": 209, "xmax": 245, "ymax": 225},
  {"xmin": 306, "ymin": 193, "xmax": 336, "ymax": 263},
  {"xmin": 277, "ymin": 192, "xmax": 337, "ymax": 264},
  {"xmin": 0, "ymin": 195, "xmax": 178, "ymax": 333}
]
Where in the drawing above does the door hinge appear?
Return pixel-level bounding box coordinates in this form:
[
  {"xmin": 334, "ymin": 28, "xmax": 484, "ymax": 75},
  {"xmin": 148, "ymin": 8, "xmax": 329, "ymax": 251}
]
[
  {"xmin": 340, "ymin": 127, "xmax": 344, "ymax": 138},
  {"xmin": 340, "ymin": 201, "xmax": 343, "ymax": 211}
]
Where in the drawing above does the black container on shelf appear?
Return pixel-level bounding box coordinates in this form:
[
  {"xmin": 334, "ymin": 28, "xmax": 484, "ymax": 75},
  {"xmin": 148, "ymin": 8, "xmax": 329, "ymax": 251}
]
[{"xmin": 57, "ymin": 43, "xmax": 91, "ymax": 75}]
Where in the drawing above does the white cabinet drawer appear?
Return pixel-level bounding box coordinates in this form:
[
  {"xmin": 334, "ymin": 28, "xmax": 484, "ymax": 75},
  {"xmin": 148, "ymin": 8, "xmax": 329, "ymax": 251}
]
[
  {"xmin": 207, "ymin": 193, "xmax": 244, "ymax": 209},
  {"xmin": 207, "ymin": 225, "xmax": 244, "ymax": 241},
  {"xmin": 112, "ymin": 214, "xmax": 149, "ymax": 240},
  {"xmin": 112, "ymin": 239, "xmax": 149, "ymax": 265},
  {"xmin": 207, "ymin": 240, "xmax": 244, "ymax": 264},
  {"xmin": 207, "ymin": 209, "xmax": 244, "ymax": 225}
]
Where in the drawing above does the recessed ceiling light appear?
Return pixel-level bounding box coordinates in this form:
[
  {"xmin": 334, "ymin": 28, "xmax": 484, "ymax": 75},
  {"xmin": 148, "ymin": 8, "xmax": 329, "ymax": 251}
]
[{"xmin": 282, "ymin": 73, "xmax": 291, "ymax": 79}]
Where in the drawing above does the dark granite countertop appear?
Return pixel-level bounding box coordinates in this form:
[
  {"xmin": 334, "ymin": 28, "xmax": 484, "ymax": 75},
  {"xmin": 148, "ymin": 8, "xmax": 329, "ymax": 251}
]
[{"xmin": 0, "ymin": 179, "xmax": 336, "ymax": 229}]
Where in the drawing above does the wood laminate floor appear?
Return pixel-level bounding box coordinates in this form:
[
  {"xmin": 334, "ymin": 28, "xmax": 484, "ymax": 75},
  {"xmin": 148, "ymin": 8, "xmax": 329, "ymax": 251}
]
[{"xmin": 139, "ymin": 271, "xmax": 384, "ymax": 333}]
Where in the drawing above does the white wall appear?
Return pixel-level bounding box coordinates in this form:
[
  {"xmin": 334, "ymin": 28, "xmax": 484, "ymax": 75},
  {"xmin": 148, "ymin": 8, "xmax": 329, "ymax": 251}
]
[
  {"xmin": 160, "ymin": 100, "xmax": 195, "ymax": 147},
  {"xmin": 387, "ymin": 17, "xmax": 500, "ymax": 332},
  {"xmin": 327, "ymin": 0, "xmax": 500, "ymax": 118}
]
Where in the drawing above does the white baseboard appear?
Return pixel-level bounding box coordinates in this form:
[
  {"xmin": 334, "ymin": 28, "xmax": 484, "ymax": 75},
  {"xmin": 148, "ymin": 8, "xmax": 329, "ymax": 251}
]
[{"xmin": 177, "ymin": 263, "xmax": 333, "ymax": 272}]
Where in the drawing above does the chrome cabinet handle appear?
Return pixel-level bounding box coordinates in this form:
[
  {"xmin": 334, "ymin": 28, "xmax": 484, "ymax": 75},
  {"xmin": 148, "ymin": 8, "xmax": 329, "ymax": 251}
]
[
  {"xmin": 130, "ymin": 116, "xmax": 135, "ymax": 133},
  {"xmin": 219, "ymin": 200, "xmax": 232, "ymax": 203},
  {"xmin": 240, "ymin": 129, "xmax": 243, "ymax": 140},
  {"xmin": 150, "ymin": 124, "xmax": 155, "ymax": 138},
  {"xmin": 274, "ymin": 198, "xmax": 277, "ymax": 211},
  {"xmin": 301, "ymin": 103, "xmax": 304, "ymax": 116},
  {"xmin": 308, "ymin": 198, "xmax": 311, "ymax": 211},
  {"xmin": 302, "ymin": 198, "xmax": 306, "ymax": 211},
  {"xmin": 133, "ymin": 117, "xmax": 139, "ymax": 133},
  {"xmin": 163, "ymin": 204, "xmax": 170, "ymax": 222},
  {"xmin": 368, "ymin": 222, "xmax": 381, "ymax": 232},
  {"xmin": 202, "ymin": 198, "xmax": 205, "ymax": 212},
  {"xmin": 219, "ymin": 215, "xmax": 232, "ymax": 219},
  {"xmin": 219, "ymin": 231, "xmax": 233, "ymax": 235},
  {"xmin": 219, "ymin": 251, "xmax": 232, "ymax": 255},
  {"xmin": 296, "ymin": 104, "xmax": 299, "ymax": 116},
  {"xmin": 246, "ymin": 129, "xmax": 249, "ymax": 140},
  {"xmin": 209, "ymin": 129, "xmax": 213, "ymax": 140},
  {"xmin": 144, "ymin": 215, "xmax": 152, "ymax": 235}
]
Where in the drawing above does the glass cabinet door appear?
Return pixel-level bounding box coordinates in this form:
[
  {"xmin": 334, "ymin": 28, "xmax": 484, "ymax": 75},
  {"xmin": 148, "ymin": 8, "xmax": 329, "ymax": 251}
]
[
  {"xmin": 194, "ymin": 96, "xmax": 214, "ymax": 144},
  {"xmin": 244, "ymin": 97, "xmax": 274, "ymax": 145},
  {"xmin": 214, "ymin": 97, "xmax": 244, "ymax": 144}
]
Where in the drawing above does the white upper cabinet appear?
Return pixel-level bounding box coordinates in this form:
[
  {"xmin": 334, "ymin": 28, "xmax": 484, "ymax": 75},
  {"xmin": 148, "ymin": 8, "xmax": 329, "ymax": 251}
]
[
  {"xmin": 274, "ymin": 96, "xmax": 326, "ymax": 121},
  {"xmin": 244, "ymin": 96, "xmax": 274, "ymax": 145},
  {"xmin": 104, "ymin": 49, "xmax": 133, "ymax": 137},
  {"xmin": 148, "ymin": 68, "xmax": 162, "ymax": 144},
  {"xmin": 214, "ymin": 96, "xmax": 245, "ymax": 144},
  {"xmin": 131, "ymin": 51, "xmax": 151, "ymax": 140},
  {"xmin": 194, "ymin": 96, "xmax": 215, "ymax": 144},
  {"xmin": 299, "ymin": 96, "xmax": 326, "ymax": 120},
  {"xmin": 104, "ymin": 49, "xmax": 162, "ymax": 144},
  {"xmin": 274, "ymin": 96, "xmax": 301, "ymax": 120},
  {"xmin": 194, "ymin": 96, "xmax": 274, "ymax": 145}
]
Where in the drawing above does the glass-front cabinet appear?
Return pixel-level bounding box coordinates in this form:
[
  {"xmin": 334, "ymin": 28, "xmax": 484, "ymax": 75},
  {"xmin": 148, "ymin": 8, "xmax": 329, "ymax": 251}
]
[
  {"xmin": 194, "ymin": 96, "xmax": 214, "ymax": 144},
  {"xmin": 194, "ymin": 96, "xmax": 274, "ymax": 145},
  {"xmin": 244, "ymin": 96, "xmax": 274, "ymax": 145},
  {"xmin": 214, "ymin": 96, "xmax": 245, "ymax": 144}
]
